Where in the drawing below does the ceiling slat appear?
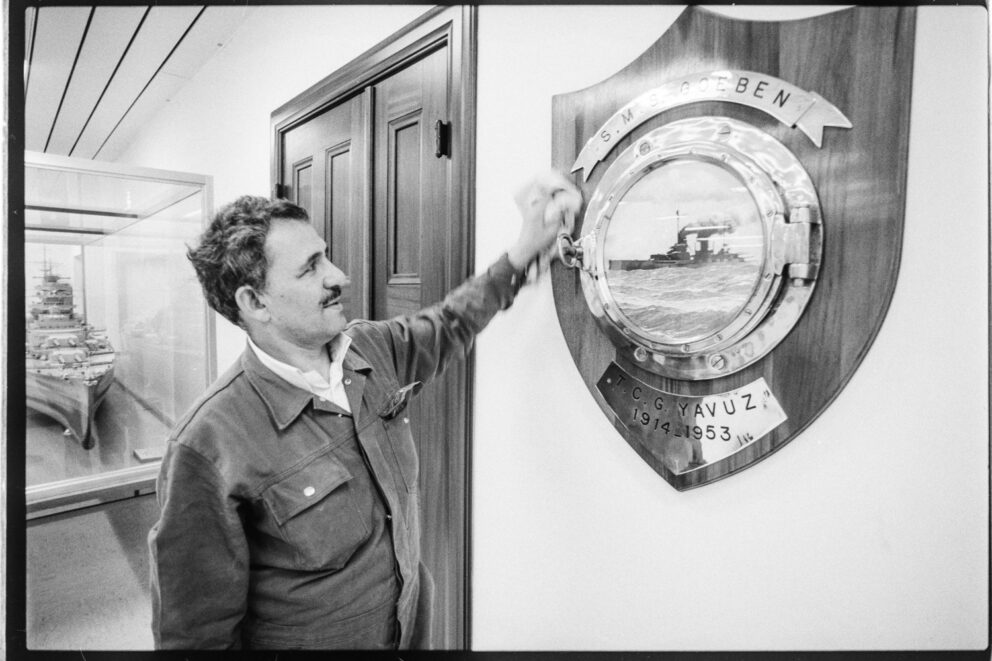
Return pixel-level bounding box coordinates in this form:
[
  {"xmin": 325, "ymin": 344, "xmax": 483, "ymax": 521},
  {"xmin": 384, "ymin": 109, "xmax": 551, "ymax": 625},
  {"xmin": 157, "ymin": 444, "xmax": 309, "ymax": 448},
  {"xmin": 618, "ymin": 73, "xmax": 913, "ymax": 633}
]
[
  {"xmin": 93, "ymin": 6, "xmax": 207, "ymax": 159},
  {"xmin": 24, "ymin": 7, "xmax": 90, "ymax": 152},
  {"xmin": 70, "ymin": 7, "xmax": 152, "ymax": 157},
  {"xmin": 24, "ymin": 7, "xmax": 37, "ymax": 92},
  {"xmin": 44, "ymin": 7, "xmax": 95, "ymax": 152},
  {"xmin": 46, "ymin": 6, "xmax": 147, "ymax": 156},
  {"xmin": 98, "ymin": 6, "xmax": 255, "ymax": 161},
  {"xmin": 71, "ymin": 5, "xmax": 204, "ymax": 160}
]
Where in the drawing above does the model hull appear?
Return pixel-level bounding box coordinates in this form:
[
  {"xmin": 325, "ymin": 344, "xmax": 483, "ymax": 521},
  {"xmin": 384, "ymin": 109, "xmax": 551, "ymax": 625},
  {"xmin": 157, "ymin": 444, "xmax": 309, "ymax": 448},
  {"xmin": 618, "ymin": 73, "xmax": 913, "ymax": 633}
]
[{"xmin": 25, "ymin": 365, "xmax": 114, "ymax": 449}]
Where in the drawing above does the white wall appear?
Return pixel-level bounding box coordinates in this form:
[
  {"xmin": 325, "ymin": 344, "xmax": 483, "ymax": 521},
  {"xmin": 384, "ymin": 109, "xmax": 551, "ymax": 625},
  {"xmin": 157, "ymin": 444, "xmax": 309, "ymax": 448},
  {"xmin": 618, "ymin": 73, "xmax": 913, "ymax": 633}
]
[
  {"xmin": 472, "ymin": 5, "xmax": 989, "ymax": 651},
  {"xmin": 119, "ymin": 5, "xmax": 989, "ymax": 651}
]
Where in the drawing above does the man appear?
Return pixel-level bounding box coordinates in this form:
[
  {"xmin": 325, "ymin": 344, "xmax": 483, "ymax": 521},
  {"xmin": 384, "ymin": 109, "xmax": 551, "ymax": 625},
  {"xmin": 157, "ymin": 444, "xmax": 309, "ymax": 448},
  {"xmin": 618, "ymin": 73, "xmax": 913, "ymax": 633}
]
[{"xmin": 148, "ymin": 172, "xmax": 581, "ymax": 649}]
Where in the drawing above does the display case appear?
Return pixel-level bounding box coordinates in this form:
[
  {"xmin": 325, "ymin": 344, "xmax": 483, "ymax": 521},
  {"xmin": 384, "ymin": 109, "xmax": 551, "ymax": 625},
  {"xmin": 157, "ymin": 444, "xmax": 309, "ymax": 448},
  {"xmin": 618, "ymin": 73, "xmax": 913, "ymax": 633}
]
[{"xmin": 24, "ymin": 152, "xmax": 215, "ymax": 516}]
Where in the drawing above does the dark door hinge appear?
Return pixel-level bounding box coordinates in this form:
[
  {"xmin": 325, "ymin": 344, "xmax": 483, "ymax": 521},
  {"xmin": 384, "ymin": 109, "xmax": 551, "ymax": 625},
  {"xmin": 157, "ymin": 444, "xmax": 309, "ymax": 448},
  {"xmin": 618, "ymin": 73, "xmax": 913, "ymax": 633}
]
[{"xmin": 434, "ymin": 119, "xmax": 451, "ymax": 159}]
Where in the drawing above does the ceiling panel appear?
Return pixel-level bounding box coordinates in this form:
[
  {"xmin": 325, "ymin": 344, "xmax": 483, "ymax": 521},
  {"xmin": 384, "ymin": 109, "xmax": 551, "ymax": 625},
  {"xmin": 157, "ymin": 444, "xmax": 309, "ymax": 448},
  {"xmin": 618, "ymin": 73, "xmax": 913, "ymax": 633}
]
[
  {"xmin": 46, "ymin": 6, "xmax": 148, "ymax": 156},
  {"xmin": 24, "ymin": 5, "xmax": 251, "ymax": 162},
  {"xmin": 96, "ymin": 70, "xmax": 189, "ymax": 162},
  {"xmin": 24, "ymin": 7, "xmax": 91, "ymax": 151},
  {"xmin": 160, "ymin": 6, "xmax": 253, "ymax": 79},
  {"xmin": 98, "ymin": 6, "xmax": 254, "ymax": 161}
]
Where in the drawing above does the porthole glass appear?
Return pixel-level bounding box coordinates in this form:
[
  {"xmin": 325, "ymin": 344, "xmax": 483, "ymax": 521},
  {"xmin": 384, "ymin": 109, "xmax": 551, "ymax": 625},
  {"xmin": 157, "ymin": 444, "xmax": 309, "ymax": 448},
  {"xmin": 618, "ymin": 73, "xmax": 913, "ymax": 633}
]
[{"xmin": 603, "ymin": 159, "xmax": 764, "ymax": 344}]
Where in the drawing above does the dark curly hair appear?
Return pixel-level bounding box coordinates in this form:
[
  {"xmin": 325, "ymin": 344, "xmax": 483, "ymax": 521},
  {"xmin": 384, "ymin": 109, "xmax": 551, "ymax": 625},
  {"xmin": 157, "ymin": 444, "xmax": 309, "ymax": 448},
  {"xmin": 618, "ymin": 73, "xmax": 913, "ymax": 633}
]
[{"xmin": 187, "ymin": 196, "xmax": 310, "ymax": 327}]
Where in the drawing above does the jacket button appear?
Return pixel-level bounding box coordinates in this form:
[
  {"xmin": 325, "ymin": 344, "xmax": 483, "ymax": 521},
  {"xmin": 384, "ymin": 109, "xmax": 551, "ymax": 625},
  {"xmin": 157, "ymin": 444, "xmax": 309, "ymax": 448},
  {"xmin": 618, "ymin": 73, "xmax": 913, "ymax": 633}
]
[
  {"xmin": 344, "ymin": 378, "xmax": 352, "ymax": 385},
  {"xmin": 303, "ymin": 486, "xmax": 316, "ymax": 497}
]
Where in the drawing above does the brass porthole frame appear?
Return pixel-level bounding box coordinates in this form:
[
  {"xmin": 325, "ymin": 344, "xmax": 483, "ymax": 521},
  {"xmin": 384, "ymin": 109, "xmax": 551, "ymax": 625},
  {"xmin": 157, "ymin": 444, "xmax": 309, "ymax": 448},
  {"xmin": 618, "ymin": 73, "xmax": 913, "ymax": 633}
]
[{"xmin": 572, "ymin": 116, "xmax": 822, "ymax": 380}]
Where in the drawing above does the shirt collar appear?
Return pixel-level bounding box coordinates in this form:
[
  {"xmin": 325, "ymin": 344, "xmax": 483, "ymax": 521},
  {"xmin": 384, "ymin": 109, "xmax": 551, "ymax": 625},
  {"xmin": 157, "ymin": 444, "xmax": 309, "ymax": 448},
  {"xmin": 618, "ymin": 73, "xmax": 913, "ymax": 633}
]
[
  {"xmin": 243, "ymin": 333, "xmax": 357, "ymax": 430},
  {"xmin": 247, "ymin": 333, "xmax": 352, "ymax": 395}
]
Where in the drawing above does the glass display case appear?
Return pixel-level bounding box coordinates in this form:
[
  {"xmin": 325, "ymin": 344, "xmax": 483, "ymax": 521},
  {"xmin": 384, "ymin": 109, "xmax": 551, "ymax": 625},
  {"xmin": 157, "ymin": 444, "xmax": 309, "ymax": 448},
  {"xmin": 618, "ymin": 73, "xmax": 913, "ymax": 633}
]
[{"xmin": 24, "ymin": 151, "xmax": 215, "ymax": 516}]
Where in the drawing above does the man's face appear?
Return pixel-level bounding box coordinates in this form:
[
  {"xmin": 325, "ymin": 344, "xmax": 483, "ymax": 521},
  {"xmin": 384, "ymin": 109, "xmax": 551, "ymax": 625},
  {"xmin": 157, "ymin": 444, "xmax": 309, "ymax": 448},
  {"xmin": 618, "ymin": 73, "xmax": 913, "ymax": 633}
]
[{"xmin": 257, "ymin": 218, "xmax": 349, "ymax": 350}]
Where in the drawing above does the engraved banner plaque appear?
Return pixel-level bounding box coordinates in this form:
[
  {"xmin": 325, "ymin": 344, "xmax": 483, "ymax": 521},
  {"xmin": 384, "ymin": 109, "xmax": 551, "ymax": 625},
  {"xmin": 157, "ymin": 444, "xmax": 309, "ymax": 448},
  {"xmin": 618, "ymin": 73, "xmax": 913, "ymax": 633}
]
[
  {"xmin": 551, "ymin": 7, "xmax": 915, "ymax": 489},
  {"xmin": 572, "ymin": 69, "xmax": 852, "ymax": 181}
]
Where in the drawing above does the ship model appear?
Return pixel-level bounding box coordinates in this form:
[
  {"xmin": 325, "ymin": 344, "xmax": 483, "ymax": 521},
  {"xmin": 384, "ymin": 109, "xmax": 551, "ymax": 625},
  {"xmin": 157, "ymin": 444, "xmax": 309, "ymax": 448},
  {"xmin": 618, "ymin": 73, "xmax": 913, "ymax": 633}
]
[{"xmin": 25, "ymin": 265, "xmax": 115, "ymax": 449}]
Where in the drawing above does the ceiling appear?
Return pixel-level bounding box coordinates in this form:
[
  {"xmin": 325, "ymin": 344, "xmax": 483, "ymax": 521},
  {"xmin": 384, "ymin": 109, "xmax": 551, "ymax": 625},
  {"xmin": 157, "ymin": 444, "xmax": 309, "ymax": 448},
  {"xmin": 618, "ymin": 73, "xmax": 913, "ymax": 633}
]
[{"xmin": 24, "ymin": 5, "xmax": 253, "ymax": 162}]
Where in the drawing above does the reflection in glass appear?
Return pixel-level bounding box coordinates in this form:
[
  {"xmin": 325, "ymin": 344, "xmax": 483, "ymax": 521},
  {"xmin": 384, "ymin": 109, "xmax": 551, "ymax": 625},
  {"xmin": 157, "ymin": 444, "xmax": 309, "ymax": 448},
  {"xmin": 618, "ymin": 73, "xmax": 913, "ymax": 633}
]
[
  {"xmin": 603, "ymin": 159, "xmax": 764, "ymax": 343},
  {"xmin": 25, "ymin": 165, "xmax": 202, "ymax": 233}
]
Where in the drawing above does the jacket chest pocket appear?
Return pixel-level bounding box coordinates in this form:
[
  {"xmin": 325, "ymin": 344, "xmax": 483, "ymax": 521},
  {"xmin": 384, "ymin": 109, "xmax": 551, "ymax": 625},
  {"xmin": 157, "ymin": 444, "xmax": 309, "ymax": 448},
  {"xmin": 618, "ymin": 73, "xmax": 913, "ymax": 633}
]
[{"xmin": 262, "ymin": 453, "xmax": 371, "ymax": 571}]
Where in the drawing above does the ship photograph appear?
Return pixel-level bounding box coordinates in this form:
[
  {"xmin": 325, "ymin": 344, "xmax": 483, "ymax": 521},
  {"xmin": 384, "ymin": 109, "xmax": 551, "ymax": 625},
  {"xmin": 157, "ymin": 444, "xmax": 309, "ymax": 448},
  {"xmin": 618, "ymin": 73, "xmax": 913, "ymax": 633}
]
[{"xmin": 603, "ymin": 160, "xmax": 764, "ymax": 340}]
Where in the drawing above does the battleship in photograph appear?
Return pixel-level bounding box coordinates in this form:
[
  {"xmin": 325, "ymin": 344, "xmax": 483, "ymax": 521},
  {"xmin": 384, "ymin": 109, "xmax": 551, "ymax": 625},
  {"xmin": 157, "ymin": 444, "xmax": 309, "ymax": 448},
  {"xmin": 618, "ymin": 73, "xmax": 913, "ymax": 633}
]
[
  {"xmin": 25, "ymin": 266, "xmax": 115, "ymax": 449},
  {"xmin": 608, "ymin": 218, "xmax": 746, "ymax": 271},
  {"xmin": 606, "ymin": 216, "xmax": 759, "ymax": 338}
]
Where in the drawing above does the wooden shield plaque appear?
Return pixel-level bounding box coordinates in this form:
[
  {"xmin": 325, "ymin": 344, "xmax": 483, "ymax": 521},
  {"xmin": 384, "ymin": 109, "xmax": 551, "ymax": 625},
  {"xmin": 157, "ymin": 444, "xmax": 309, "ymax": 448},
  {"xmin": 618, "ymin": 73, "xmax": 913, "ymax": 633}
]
[{"xmin": 551, "ymin": 7, "xmax": 916, "ymax": 490}]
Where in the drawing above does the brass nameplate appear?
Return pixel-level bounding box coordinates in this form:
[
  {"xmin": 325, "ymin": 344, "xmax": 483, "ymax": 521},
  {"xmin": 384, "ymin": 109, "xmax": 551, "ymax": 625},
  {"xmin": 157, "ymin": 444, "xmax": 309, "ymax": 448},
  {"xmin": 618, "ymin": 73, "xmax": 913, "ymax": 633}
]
[{"xmin": 597, "ymin": 362, "xmax": 787, "ymax": 475}]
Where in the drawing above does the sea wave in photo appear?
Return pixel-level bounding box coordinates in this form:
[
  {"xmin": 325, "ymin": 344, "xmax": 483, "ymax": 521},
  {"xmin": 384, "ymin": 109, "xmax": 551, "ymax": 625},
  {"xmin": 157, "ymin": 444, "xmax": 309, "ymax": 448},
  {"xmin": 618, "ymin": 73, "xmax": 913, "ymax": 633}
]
[{"xmin": 607, "ymin": 261, "xmax": 759, "ymax": 338}]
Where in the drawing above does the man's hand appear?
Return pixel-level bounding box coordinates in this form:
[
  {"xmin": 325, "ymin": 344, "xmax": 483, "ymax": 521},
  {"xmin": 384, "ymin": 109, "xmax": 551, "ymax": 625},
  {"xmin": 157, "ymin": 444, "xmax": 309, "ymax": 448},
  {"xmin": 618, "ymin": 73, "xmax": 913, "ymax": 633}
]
[{"xmin": 507, "ymin": 170, "xmax": 583, "ymax": 271}]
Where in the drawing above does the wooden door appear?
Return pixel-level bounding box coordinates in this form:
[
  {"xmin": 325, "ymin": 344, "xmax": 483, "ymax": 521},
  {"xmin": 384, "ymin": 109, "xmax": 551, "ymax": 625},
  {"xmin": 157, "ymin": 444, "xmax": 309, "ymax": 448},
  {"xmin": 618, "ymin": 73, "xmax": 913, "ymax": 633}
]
[
  {"xmin": 371, "ymin": 44, "xmax": 464, "ymax": 649},
  {"xmin": 272, "ymin": 7, "xmax": 475, "ymax": 648}
]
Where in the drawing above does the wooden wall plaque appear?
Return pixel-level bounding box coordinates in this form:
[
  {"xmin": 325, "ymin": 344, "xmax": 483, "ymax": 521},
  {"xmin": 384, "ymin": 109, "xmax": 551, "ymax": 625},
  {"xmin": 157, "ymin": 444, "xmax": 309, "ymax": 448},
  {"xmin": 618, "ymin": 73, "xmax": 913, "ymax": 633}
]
[{"xmin": 551, "ymin": 7, "xmax": 916, "ymax": 490}]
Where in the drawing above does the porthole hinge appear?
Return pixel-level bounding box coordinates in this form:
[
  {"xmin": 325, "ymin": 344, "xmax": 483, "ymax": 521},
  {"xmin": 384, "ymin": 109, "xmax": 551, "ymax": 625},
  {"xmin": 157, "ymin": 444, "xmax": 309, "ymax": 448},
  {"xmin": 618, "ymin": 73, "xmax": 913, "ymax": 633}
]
[{"xmin": 773, "ymin": 204, "xmax": 820, "ymax": 281}]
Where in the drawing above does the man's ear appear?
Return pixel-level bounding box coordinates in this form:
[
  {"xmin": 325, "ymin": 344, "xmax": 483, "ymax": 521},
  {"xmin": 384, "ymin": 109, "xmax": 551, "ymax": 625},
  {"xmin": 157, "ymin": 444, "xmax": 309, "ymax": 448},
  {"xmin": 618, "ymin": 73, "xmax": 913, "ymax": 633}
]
[{"xmin": 235, "ymin": 285, "xmax": 269, "ymax": 324}]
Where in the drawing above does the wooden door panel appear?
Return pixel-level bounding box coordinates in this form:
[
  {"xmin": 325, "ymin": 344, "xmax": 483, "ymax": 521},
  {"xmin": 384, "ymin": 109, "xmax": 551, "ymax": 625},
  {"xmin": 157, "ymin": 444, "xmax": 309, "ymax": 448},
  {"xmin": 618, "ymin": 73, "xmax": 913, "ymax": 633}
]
[
  {"xmin": 326, "ymin": 143, "xmax": 352, "ymax": 271},
  {"xmin": 383, "ymin": 110, "xmax": 424, "ymax": 317},
  {"xmin": 281, "ymin": 94, "xmax": 369, "ymax": 320},
  {"xmin": 390, "ymin": 116, "xmax": 424, "ymax": 279},
  {"xmin": 291, "ymin": 159, "xmax": 313, "ymax": 218},
  {"xmin": 375, "ymin": 58, "xmax": 422, "ymax": 319}
]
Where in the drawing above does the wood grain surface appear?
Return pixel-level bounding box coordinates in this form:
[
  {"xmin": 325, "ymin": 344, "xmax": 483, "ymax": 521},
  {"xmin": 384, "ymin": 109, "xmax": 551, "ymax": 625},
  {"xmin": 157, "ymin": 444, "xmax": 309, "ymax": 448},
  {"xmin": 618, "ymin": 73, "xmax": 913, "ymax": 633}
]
[{"xmin": 551, "ymin": 6, "xmax": 916, "ymax": 489}]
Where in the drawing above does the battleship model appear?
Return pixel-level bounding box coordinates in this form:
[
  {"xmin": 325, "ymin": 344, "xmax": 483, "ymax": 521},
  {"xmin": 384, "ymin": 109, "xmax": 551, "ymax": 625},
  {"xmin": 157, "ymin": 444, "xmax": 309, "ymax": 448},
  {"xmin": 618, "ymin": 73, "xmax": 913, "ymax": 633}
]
[
  {"xmin": 25, "ymin": 266, "xmax": 115, "ymax": 449},
  {"xmin": 609, "ymin": 222, "xmax": 745, "ymax": 271}
]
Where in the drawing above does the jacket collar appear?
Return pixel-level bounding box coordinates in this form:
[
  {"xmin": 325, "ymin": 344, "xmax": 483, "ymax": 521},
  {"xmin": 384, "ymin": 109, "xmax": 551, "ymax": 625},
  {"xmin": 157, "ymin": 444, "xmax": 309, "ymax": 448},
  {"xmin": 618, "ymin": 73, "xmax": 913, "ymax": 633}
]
[
  {"xmin": 242, "ymin": 337, "xmax": 372, "ymax": 431},
  {"xmin": 342, "ymin": 345, "xmax": 371, "ymax": 374}
]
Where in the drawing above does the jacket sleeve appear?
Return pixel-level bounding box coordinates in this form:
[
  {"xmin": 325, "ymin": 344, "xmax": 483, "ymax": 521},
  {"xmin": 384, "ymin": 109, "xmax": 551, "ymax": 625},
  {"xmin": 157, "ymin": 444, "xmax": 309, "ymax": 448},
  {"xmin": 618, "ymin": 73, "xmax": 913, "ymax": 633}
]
[
  {"xmin": 148, "ymin": 440, "xmax": 250, "ymax": 649},
  {"xmin": 372, "ymin": 253, "xmax": 526, "ymax": 387}
]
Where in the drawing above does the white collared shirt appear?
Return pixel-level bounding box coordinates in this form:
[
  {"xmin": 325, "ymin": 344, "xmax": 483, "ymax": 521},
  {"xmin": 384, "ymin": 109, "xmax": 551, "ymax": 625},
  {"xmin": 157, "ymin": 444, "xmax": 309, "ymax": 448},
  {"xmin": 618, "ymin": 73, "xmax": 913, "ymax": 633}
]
[{"xmin": 247, "ymin": 333, "xmax": 353, "ymax": 413}]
